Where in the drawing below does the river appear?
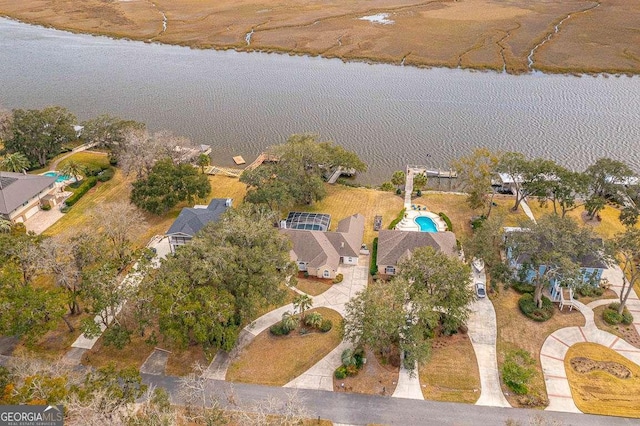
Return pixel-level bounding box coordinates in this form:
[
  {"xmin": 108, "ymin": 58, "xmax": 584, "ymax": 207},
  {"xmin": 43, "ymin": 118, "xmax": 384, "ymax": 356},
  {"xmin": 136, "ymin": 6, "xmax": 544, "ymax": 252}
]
[{"xmin": 1, "ymin": 18, "xmax": 639, "ymax": 184}]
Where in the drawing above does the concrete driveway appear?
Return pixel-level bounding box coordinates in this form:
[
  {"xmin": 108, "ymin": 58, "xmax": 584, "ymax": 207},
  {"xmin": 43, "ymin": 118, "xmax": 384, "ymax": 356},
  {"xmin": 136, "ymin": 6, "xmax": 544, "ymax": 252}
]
[{"xmin": 467, "ymin": 265, "xmax": 511, "ymax": 408}]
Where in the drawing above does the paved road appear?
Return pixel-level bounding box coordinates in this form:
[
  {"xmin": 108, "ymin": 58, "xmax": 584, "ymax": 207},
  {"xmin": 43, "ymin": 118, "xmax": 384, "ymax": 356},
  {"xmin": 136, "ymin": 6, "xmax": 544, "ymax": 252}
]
[{"xmin": 142, "ymin": 374, "xmax": 638, "ymax": 426}]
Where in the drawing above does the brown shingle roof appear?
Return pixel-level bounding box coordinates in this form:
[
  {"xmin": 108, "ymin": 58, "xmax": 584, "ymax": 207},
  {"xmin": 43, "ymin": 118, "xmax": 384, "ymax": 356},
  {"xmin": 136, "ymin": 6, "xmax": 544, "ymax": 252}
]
[{"xmin": 377, "ymin": 230, "xmax": 457, "ymax": 268}]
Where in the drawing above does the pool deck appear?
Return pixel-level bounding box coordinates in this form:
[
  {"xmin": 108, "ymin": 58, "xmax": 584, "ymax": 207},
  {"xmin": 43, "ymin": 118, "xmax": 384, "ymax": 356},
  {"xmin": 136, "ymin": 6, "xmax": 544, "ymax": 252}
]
[{"xmin": 395, "ymin": 207, "xmax": 447, "ymax": 232}]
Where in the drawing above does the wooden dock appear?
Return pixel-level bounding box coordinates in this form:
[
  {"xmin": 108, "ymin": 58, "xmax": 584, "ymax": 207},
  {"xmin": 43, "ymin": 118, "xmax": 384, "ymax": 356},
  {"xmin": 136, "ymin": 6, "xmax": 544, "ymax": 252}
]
[
  {"xmin": 233, "ymin": 156, "xmax": 246, "ymax": 165},
  {"xmin": 204, "ymin": 165, "xmax": 243, "ymax": 177},
  {"xmin": 245, "ymin": 152, "xmax": 279, "ymax": 171},
  {"xmin": 407, "ymin": 165, "xmax": 457, "ymax": 179},
  {"xmin": 327, "ymin": 166, "xmax": 356, "ymax": 184}
]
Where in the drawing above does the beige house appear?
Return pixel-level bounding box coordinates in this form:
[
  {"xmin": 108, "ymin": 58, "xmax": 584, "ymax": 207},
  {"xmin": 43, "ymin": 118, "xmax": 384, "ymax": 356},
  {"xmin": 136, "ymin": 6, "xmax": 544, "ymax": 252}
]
[
  {"xmin": 281, "ymin": 213, "xmax": 365, "ymax": 279},
  {"xmin": 376, "ymin": 229, "xmax": 458, "ymax": 276},
  {"xmin": 0, "ymin": 172, "xmax": 57, "ymax": 223}
]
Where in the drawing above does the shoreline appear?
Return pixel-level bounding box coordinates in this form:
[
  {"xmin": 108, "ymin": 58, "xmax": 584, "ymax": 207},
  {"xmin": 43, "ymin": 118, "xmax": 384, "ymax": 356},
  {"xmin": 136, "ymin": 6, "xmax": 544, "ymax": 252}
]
[{"xmin": 1, "ymin": 14, "xmax": 638, "ymax": 79}]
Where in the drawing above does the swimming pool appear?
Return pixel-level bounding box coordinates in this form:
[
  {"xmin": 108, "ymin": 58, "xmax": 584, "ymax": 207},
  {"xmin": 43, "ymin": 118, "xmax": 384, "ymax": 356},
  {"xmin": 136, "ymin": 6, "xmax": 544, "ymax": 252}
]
[
  {"xmin": 415, "ymin": 216, "xmax": 438, "ymax": 232},
  {"xmin": 43, "ymin": 171, "xmax": 71, "ymax": 183}
]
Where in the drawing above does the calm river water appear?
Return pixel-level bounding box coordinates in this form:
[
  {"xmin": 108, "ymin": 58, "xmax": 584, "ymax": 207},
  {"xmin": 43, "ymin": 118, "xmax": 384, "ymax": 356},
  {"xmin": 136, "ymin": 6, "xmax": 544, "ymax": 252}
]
[{"xmin": 1, "ymin": 18, "xmax": 639, "ymax": 184}]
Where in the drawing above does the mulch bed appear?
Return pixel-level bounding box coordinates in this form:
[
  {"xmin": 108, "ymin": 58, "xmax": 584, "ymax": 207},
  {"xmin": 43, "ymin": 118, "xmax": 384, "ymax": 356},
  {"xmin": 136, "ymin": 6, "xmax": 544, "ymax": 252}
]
[{"xmin": 570, "ymin": 357, "xmax": 632, "ymax": 379}]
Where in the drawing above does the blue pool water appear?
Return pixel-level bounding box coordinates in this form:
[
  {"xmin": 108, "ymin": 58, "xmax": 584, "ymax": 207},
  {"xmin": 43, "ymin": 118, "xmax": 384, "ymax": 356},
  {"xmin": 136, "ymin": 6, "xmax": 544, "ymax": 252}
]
[
  {"xmin": 415, "ymin": 216, "xmax": 438, "ymax": 232},
  {"xmin": 43, "ymin": 171, "xmax": 70, "ymax": 183}
]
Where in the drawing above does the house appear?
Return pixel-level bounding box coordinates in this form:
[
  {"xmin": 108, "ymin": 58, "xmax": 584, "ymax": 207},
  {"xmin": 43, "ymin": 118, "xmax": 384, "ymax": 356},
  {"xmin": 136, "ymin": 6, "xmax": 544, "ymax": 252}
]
[
  {"xmin": 0, "ymin": 172, "xmax": 57, "ymax": 223},
  {"xmin": 376, "ymin": 229, "xmax": 458, "ymax": 276},
  {"xmin": 281, "ymin": 213, "xmax": 365, "ymax": 279},
  {"xmin": 166, "ymin": 198, "xmax": 232, "ymax": 252},
  {"xmin": 504, "ymin": 227, "xmax": 607, "ymax": 287}
]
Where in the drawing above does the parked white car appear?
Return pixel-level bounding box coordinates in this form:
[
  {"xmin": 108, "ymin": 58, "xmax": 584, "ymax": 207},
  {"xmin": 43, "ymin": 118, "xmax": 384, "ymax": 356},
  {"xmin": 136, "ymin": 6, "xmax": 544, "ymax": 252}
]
[{"xmin": 475, "ymin": 282, "xmax": 486, "ymax": 298}]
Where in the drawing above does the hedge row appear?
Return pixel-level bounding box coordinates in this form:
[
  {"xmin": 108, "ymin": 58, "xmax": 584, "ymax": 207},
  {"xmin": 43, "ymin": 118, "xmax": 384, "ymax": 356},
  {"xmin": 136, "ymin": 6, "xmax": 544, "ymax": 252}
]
[
  {"xmin": 65, "ymin": 176, "xmax": 97, "ymax": 207},
  {"xmin": 438, "ymin": 212, "xmax": 453, "ymax": 232},
  {"xmin": 388, "ymin": 208, "xmax": 406, "ymax": 230},
  {"xmin": 370, "ymin": 237, "xmax": 378, "ymax": 276}
]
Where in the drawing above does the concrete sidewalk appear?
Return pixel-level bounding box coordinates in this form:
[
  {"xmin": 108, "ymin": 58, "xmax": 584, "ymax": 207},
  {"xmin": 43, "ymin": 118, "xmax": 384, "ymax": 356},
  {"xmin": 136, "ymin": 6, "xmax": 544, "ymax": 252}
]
[{"xmin": 392, "ymin": 361, "xmax": 424, "ymax": 400}]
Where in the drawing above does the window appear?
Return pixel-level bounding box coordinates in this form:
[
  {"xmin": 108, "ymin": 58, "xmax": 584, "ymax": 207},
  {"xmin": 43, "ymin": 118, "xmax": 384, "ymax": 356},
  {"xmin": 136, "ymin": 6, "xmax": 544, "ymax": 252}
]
[
  {"xmin": 385, "ymin": 266, "xmax": 396, "ymax": 275},
  {"xmin": 323, "ymin": 270, "xmax": 330, "ymax": 278}
]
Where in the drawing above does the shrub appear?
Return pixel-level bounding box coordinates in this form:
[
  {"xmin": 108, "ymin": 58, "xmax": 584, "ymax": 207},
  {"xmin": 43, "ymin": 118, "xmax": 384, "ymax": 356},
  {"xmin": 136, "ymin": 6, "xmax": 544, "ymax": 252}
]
[
  {"xmin": 470, "ymin": 215, "xmax": 486, "ymax": 230},
  {"xmin": 370, "ymin": 237, "xmax": 379, "ymax": 276},
  {"xmin": 304, "ymin": 312, "xmax": 323, "ymax": 329},
  {"xmin": 84, "ymin": 165, "xmax": 104, "ymax": 177},
  {"xmin": 40, "ymin": 204, "xmax": 52, "ymax": 211},
  {"xmin": 622, "ymin": 310, "xmax": 634, "ymax": 325},
  {"xmin": 269, "ymin": 322, "xmax": 292, "ymax": 336},
  {"xmin": 97, "ymin": 167, "xmax": 115, "ymax": 182},
  {"xmin": 303, "ymin": 271, "xmax": 309, "ymax": 278},
  {"xmin": 501, "ymin": 349, "xmax": 535, "ymax": 395},
  {"xmin": 416, "ymin": 189, "xmax": 422, "ymax": 197},
  {"xmin": 518, "ymin": 293, "xmax": 554, "ymax": 322},
  {"xmin": 346, "ymin": 364, "xmax": 359, "ymax": 376},
  {"xmin": 603, "ymin": 309, "xmax": 622, "ymax": 325},
  {"xmin": 380, "ymin": 181, "xmax": 394, "ymax": 192},
  {"xmin": 388, "ymin": 208, "xmax": 406, "ymax": 230},
  {"xmin": 395, "ymin": 188, "xmax": 402, "ymax": 195},
  {"xmin": 65, "ymin": 176, "xmax": 97, "ymax": 207},
  {"xmin": 334, "ymin": 365, "xmax": 347, "ymax": 379},
  {"xmin": 576, "ymin": 284, "xmax": 604, "ymax": 298},
  {"xmin": 438, "ymin": 212, "xmax": 453, "ymax": 232},
  {"xmin": 512, "ymin": 281, "xmax": 535, "ymax": 294},
  {"xmin": 319, "ymin": 319, "xmax": 333, "ymax": 332},
  {"xmin": 109, "ymin": 155, "xmax": 118, "ymax": 166},
  {"xmin": 60, "ymin": 206, "xmax": 71, "ymax": 214},
  {"xmin": 333, "ymin": 273, "xmax": 344, "ymax": 284}
]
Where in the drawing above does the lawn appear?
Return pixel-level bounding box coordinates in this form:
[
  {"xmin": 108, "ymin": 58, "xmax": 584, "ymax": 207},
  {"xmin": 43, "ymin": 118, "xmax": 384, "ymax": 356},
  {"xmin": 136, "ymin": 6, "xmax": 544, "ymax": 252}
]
[
  {"xmin": 226, "ymin": 308, "xmax": 343, "ymax": 386},
  {"xmin": 565, "ymin": 342, "xmax": 640, "ymax": 418},
  {"xmin": 419, "ymin": 333, "xmax": 481, "ymax": 403},
  {"xmin": 295, "ymin": 275, "xmax": 333, "ymax": 296},
  {"xmin": 57, "ymin": 151, "xmax": 110, "ymax": 173},
  {"xmin": 492, "ymin": 288, "xmax": 585, "ymax": 407},
  {"xmin": 294, "ymin": 185, "xmax": 403, "ymax": 246}
]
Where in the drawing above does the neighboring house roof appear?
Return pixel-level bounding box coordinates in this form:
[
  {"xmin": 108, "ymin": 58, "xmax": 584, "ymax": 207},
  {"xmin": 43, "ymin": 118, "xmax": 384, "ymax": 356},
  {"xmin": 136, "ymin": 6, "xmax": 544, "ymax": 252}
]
[
  {"xmin": 0, "ymin": 172, "xmax": 56, "ymax": 215},
  {"xmin": 505, "ymin": 228, "xmax": 607, "ymax": 270},
  {"xmin": 377, "ymin": 229, "xmax": 458, "ymax": 267},
  {"xmin": 281, "ymin": 213, "xmax": 365, "ymax": 270},
  {"xmin": 166, "ymin": 198, "xmax": 231, "ymax": 237}
]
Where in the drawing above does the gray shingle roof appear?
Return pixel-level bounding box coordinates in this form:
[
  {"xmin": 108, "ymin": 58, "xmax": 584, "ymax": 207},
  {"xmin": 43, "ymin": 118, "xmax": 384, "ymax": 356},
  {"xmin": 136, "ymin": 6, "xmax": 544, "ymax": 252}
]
[
  {"xmin": 280, "ymin": 213, "xmax": 365, "ymax": 269},
  {"xmin": 377, "ymin": 229, "xmax": 458, "ymax": 268},
  {"xmin": 0, "ymin": 172, "xmax": 56, "ymax": 215},
  {"xmin": 166, "ymin": 198, "xmax": 231, "ymax": 237}
]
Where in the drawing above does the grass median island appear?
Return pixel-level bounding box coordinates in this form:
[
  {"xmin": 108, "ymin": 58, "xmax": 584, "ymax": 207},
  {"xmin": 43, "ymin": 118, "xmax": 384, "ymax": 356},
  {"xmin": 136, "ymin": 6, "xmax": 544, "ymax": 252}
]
[
  {"xmin": 565, "ymin": 342, "xmax": 640, "ymax": 418},
  {"xmin": 226, "ymin": 307, "xmax": 342, "ymax": 386},
  {"xmin": 419, "ymin": 333, "xmax": 481, "ymax": 403},
  {"xmin": 492, "ymin": 288, "xmax": 585, "ymax": 408}
]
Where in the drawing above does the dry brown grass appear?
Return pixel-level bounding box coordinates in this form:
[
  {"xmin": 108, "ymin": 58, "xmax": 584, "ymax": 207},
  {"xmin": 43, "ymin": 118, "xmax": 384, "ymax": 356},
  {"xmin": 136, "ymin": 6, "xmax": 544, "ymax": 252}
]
[
  {"xmin": 82, "ymin": 327, "xmax": 156, "ymax": 371},
  {"xmin": 3, "ymin": 0, "xmax": 637, "ymax": 75},
  {"xmin": 419, "ymin": 333, "xmax": 481, "ymax": 403},
  {"xmin": 226, "ymin": 307, "xmax": 342, "ymax": 386},
  {"xmin": 565, "ymin": 342, "xmax": 640, "ymax": 418},
  {"xmin": 12, "ymin": 312, "xmax": 88, "ymax": 361},
  {"xmin": 295, "ymin": 275, "xmax": 333, "ymax": 296},
  {"xmin": 295, "ymin": 185, "xmax": 403, "ymax": 247},
  {"xmin": 164, "ymin": 344, "xmax": 209, "ymax": 377},
  {"xmin": 492, "ymin": 288, "xmax": 585, "ymax": 408},
  {"xmin": 332, "ymin": 348, "xmax": 399, "ymax": 396}
]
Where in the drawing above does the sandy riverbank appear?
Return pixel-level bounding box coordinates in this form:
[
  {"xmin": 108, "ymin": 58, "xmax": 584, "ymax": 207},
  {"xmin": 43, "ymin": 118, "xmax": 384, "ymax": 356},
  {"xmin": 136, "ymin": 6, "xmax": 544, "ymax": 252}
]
[{"xmin": 0, "ymin": 0, "xmax": 638, "ymax": 75}]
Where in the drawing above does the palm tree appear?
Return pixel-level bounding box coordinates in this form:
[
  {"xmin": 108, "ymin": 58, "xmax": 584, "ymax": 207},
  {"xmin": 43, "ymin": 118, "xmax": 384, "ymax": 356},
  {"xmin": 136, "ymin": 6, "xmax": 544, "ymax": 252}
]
[
  {"xmin": 1, "ymin": 152, "xmax": 30, "ymax": 172},
  {"xmin": 197, "ymin": 153, "xmax": 210, "ymax": 174},
  {"xmin": 281, "ymin": 311, "xmax": 299, "ymax": 332},
  {"xmin": 413, "ymin": 173, "xmax": 428, "ymax": 195},
  {"xmin": 59, "ymin": 160, "xmax": 85, "ymax": 182},
  {"xmin": 391, "ymin": 170, "xmax": 405, "ymax": 192},
  {"xmin": 293, "ymin": 294, "xmax": 313, "ymax": 320},
  {"xmin": 304, "ymin": 311, "xmax": 323, "ymax": 328}
]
